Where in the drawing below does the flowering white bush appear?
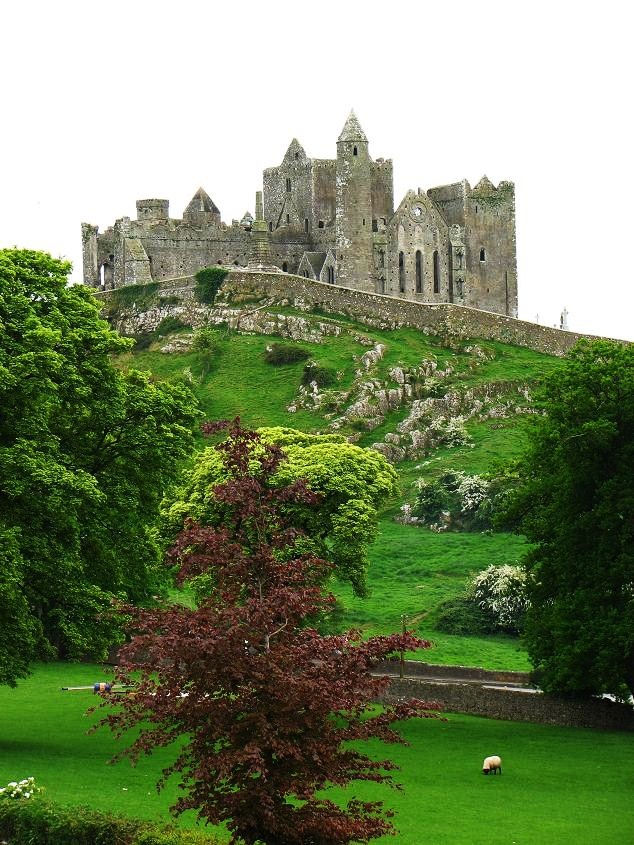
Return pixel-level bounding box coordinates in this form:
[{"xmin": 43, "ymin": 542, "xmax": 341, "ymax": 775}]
[
  {"xmin": 0, "ymin": 777, "xmax": 40, "ymax": 800},
  {"xmin": 472, "ymin": 564, "xmax": 529, "ymax": 632},
  {"xmin": 429, "ymin": 415, "xmax": 471, "ymax": 447},
  {"xmin": 412, "ymin": 470, "xmax": 494, "ymax": 531},
  {"xmin": 456, "ymin": 473, "xmax": 490, "ymax": 514}
]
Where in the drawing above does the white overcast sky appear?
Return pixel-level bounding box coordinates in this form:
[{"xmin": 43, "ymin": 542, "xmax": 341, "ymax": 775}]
[{"xmin": 1, "ymin": 0, "xmax": 632, "ymax": 340}]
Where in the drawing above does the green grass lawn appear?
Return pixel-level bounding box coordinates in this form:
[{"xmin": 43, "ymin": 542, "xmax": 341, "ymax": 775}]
[
  {"xmin": 334, "ymin": 518, "xmax": 531, "ymax": 671},
  {"xmin": 120, "ymin": 326, "xmax": 365, "ymax": 432},
  {"xmin": 343, "ymin": 713, "xmax": 634, "ymax": 844},
  {"xmin": 1, "ymin": 664, "xmax": 633, "ymax": 844}
]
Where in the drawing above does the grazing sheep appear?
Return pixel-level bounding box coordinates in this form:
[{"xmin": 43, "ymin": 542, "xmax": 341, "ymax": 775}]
[{"xmin": 482, "ymin": 755, "xmax": 502, "ymax": 775}]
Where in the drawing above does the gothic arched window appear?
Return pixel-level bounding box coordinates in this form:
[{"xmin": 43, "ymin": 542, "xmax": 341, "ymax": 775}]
[
  {"xmin": 415, "ymin": 250, "xmax": 423, "ymax": 293},
  {"xmin": 433, "ymin": 250, "xmax": 440, "ymax": 294},
  {"xmin": 399, "ymin": 252, "xmax": 405, "ymax": 293}
]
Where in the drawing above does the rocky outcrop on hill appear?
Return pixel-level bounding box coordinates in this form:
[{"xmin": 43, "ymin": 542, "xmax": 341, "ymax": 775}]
[
  {"xmin": 370, "ymin": 380, "xmax": 533, "ymax": 462},
  {"xmin": 109, "ymin": 293, "xmax": 537, "ymax": 463}
]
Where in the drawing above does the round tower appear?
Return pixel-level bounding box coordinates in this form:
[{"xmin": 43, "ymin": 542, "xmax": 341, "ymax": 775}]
[{"xmin": 336, "ymin": 110, "xmax": 374, "ymax": 292}]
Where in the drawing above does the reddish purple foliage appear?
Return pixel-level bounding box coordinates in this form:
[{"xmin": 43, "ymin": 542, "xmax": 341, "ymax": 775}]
[{"xmin": 100, "ymin": 419, "xmax": 440, "ymax": 844}]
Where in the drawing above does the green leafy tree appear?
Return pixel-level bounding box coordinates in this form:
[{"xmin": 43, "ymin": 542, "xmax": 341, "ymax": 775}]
[
  {"xmin": 507, "ymin": 340, "xmax": 634, "ymax": 697},
  {"xmin": 0, "ymin": 249, "xmax": 199, "ymax": 683},
  {"xmin": 0, "ymin": 527, "xmax": 39, "ymax": 686},
  {"xmin": 162, "ymin": 426, "xmax": 399, "ymax": 596}
]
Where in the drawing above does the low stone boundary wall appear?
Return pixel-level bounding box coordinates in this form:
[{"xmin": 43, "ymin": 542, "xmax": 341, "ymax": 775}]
[
  {"xmin": 376, "ymin": 659, "xmax": 531, "ymax": 685},
  {"xmin": 95, "ymin": 270, "xmax": 624, "ymax": 357},
  {"xmin": 382, "ymin": 677, "xmax": 634, "ymax": 731},
  {"xmin": 223, "ymin": 271, "xmax": 615, "ymax": 356}
]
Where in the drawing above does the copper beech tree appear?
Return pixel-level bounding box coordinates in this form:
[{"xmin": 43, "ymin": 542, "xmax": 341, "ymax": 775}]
[{"xmin": 102, "ymin": 419, "xmax": 439, "ymax": 845}]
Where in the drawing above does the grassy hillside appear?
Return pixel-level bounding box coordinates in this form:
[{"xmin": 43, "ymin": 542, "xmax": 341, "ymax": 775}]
[{"xmin": 114, "ymin": 305, "xmax": 563, "ymax": 670}]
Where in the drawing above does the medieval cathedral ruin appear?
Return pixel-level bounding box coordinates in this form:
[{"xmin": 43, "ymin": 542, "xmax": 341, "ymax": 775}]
[{"xmin": 81, "ymin": 112, "xmax": 517, "ymax": 317}]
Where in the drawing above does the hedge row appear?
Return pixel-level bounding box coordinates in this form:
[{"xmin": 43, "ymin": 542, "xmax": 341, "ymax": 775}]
[{"xmin": 0, "ymin": 800, "xmax": 221, "ymax": 845}]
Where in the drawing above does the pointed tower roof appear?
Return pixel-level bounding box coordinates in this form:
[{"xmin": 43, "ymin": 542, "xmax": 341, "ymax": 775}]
[
  {"xmin": 185, "ymin": 187, "xmax": 220, "ymax": 215},
  {"xmin": 338, "ymin": 109, "xmax": 367, "ymax": 143},
  {"xmin": 283, "ymin": 138, "xmax": 307, "ymax": 163}
]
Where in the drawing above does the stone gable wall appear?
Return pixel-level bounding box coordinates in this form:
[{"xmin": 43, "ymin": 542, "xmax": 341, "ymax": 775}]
[{"xmin": 386, "ymin": 191, "xmax": 450, "ymax": 302}]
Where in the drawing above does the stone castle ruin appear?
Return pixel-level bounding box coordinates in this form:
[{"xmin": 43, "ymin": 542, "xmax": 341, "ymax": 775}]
[{"xmin": 82, "ymin": 111, "xmax": 517, "ymax": 318}]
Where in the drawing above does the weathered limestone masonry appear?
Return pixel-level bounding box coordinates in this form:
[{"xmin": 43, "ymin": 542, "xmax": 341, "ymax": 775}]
[
  {"xmin": 381, "ymin": 676, "xmax": 634, "ymax": 731},
  {"xmin": 224, "ymin": 272, "xmax": 584, "ymax": 356},
  {"xmin": 375, "ymin": 660, "xmax": 634, "ymax": 730},
  {"xmin": 83, "ymin": 111, "xmax": 517, "ymax": 319},
  {"xmin": 99, "ymin": 270, "xmax": 613, "ymax": 358}
]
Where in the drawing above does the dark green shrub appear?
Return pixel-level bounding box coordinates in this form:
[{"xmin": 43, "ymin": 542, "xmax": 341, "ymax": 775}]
[
  {"xmin": 158, "ymin": 295, "xmax": 181, "ymax": 307},
  {"xmin": 194, "ymin": 267, "xmax": 227, "ymax": 305},
  {"xmin": 434, "ymin": 596, "xmax": 496, "ymax": 636},
  {"xmin": 191, "ymin": 327, "xmax": 221, "ymax": 381},
  {"xmin": 156, "ymin": 315, "xmax": 189, "ymax": 336},
  {"xmin": 411, "ymin": 470, "xmax": 510, "ymax": 532},
  {"xmin": 0, "ymin": 799, "xmax": 220, "ymax": 845},
  {"xmin": 301, "ymin": 361, "xmax": 337, "ymax": 388},
  {"xmin": 264, "ymin": 343, "xmax": 310, "ymax": 365},
  {"xmin": 411, "ymin": 478, "xmax": 451, "ymax": 524},
  {"xmin": 134, "ymin": 332, "xmax": 155, "ymax": 351},
  {"xmin": 348, "ymin": 416, "xmax": 369, "ymax": 432},
  {"xmin": 191, "ymin": 327, "xmax": 220, "ymax": 354}
]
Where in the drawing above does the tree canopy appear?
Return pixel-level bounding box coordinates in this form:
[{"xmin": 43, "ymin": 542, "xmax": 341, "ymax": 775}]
[
  {"xmin": 507, "ymin": 339, "xmax": 634, "ymax": 698},
  {"xmin": 0, "ymin": 249, "xmax": 198, "ymax": 684},
  {"xmin": 162, "ymin": 426, "xmax": 399, "ymax": 597},
  {"xmin": 102, "ymin": 420, "xmax": 437, "ymax": 845}
]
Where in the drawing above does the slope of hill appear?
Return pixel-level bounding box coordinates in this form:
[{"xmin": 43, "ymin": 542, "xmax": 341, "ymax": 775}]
[{"xmin": 113, "ymin": 302, "xmax": 563, "ymax": 670}]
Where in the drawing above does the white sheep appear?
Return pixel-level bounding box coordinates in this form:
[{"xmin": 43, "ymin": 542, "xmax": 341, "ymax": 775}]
[{"xmin": 482, "ymin": 755, "xmax": 502, "ymax": 775}]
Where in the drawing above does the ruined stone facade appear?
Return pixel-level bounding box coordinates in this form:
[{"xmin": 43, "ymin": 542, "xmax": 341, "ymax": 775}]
[{"xmin": 82, "ymin": 112, "xmax": 518, "ymax": 317}]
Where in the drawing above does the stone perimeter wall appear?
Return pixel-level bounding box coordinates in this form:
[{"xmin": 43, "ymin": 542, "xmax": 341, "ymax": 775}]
[
  {"xmin": 381, "ymin": 677, "xmax": 634, "ymax": 731},
  {"xmin": 98, "ymin": 270, "xmax": 623, "ymax": 357},
  {"xmin": 375, "ymin": 660, "xmax": 530, "ymax": 685},
  {"xmin": 226, "ymin": 272, "xmax": 616, "ymax": 356}
]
